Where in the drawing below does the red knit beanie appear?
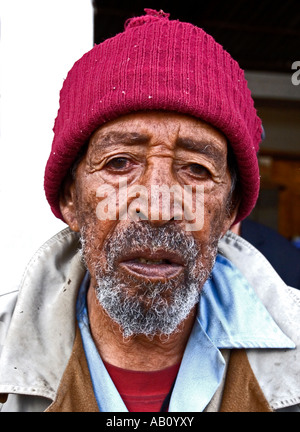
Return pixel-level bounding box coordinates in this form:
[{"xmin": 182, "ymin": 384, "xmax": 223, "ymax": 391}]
[{"xmin": 44, "ymin": 9, "xmax": 262, "ymax": 223}]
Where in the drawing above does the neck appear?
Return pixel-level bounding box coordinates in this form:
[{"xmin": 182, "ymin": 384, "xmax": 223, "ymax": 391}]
[{"xmin": 87, "ymin": 283, "xmax": 196, "ymax": 371}]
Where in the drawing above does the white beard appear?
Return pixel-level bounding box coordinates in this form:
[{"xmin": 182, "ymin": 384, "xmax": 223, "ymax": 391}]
[{"xmin": 80, "ymin": 222, "xmax": 218, "ymax": 339}]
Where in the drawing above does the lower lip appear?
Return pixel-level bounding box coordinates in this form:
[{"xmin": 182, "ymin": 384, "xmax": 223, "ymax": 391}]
[{"xmin": 119, "ymin": 261, "xmax": 183, "ymax": 280}]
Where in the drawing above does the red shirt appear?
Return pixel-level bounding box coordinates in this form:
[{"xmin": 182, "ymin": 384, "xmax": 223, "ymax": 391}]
[{"xmin": 103, "ymin": 361, "xmax": 180, "ymax": 412}]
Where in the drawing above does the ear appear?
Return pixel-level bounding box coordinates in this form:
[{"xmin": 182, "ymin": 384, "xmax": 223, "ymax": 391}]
[
  {"xmin": 59, "ymin": 177, "xmax": 80, "ymax": 232},
  {"xmin": 220, "ymin": 197, "xmax": 240, "ymax": 238},
  {"xmin": 230, "ymin": 221, "xmax": 241, "ymax": 235}
]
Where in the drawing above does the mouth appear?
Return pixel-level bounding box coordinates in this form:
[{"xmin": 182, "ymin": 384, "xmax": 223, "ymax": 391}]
[{"xmin": 118, "ymin": 250, "xmax": 184, "ymax": 280}]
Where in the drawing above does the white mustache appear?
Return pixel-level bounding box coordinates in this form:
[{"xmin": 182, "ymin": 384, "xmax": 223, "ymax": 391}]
[{"xmin": 102, "ymin": 221, "xmax": 200, "ymax": 271}]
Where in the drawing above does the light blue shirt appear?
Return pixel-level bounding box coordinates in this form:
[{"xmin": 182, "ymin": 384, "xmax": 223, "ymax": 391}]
[{"xmin": 76, "ymin": 254, "xmax": 294, "ymax": 412}]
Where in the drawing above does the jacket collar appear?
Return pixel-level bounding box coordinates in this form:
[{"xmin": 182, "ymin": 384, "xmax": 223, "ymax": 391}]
[
  {"xmin": 219, "ymin": 232, "xmax": 300, "ymax": 410},
  {"xmin": 0, "ymin": 228, "xmax": 85, "ymax": 401}
]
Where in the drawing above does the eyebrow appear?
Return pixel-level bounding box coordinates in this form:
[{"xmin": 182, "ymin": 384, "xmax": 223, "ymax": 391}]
[
  {"xmin": 176, "ymin": 137, "xmax": 224, "ymax": 163},
  {"xmin": 92, "ymin": 131, "xmax": 150, "ymax": 151},
  {"xmin": 92, "ymin": 131, "xmax": 225, "ymax": 164}
]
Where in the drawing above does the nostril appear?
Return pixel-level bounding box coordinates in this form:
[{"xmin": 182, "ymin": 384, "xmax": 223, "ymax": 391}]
[{"xmin": 128, "ymin": 206, "xmax": 148, "ymax": 221}]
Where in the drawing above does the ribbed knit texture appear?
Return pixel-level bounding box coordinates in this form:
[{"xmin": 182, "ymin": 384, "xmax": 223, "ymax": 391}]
[{"xmin": 44, "ymin": 9, "xmax": 262, "ymax": 223}]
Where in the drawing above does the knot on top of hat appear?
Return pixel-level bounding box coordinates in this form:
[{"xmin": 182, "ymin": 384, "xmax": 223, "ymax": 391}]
[{"xmin": 124, "ymin": 9, "xmax": 170, "ymax": 30}]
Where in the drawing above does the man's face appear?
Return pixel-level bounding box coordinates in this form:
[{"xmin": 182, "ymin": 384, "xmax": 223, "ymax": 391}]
[{"xmin": 61, "ymin": 111, "xmax": 237, "ymax": 338}]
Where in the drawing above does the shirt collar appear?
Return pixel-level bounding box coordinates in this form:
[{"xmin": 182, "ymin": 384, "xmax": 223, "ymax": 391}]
[
  {"xmin": 77, "ymin": 272, "xmax": 128, "ymax": 412},
  {"xmin": 198, "ymin": 254, "xmax": 295, "ymax": 350},
  {"xmin": 76, "ymin": 254, "xmax": 294, "ymax": 412}
]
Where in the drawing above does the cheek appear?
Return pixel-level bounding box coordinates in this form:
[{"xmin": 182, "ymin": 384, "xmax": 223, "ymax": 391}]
[
  {"xmin": 193, "ymin": 186, "xmax": 230, "ymax": 242},
  {"xmin": 80, "ymin": 217, "xmax": 116, "ymax": 282},
  {"xmin": 74, "ymin": 178, "xmax": 114, "ymax": 262},
  {"xmin": 75, "ymin": 172, "xmax": 113, "ymax": 226}
]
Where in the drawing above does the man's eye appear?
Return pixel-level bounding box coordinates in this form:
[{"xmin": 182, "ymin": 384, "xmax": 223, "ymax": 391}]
[
  {"xmin": 188, "ymin": 164, "xmax": 210, "ymax": 177},
  {"xmin": 105, "ymin": 157, "xmax": 130, "ymax": 170}
]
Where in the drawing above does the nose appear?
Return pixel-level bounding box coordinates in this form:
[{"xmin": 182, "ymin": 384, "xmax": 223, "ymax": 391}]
[{"xmin": 128, "ymin": 160, "xmax": 183, "ymax": 226}]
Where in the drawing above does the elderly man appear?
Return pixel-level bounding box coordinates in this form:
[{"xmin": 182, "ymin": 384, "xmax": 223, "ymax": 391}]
[{"xmin": 0, "ymin": 10, "xmax": 299, "ymax": 413}]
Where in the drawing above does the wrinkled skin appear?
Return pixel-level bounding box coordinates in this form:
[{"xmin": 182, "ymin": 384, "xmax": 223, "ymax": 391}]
[{"xmin": 60, "ymin": 111, "xmax": 238, "ymax": 370}]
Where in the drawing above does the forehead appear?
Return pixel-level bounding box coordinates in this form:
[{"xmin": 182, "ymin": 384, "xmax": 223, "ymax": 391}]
[{"xmin": 89, "ymin": 111, "xmax": 228, "ymax": 153}]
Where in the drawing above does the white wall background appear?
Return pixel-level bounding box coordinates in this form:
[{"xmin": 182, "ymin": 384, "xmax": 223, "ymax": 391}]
[{"xmin": 0, "ymin": 0, "xmax": 93, "ymax": 295}]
